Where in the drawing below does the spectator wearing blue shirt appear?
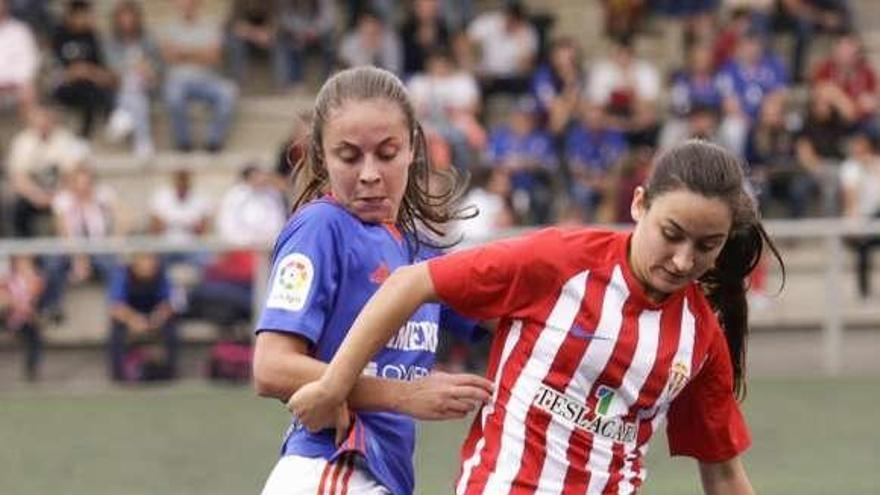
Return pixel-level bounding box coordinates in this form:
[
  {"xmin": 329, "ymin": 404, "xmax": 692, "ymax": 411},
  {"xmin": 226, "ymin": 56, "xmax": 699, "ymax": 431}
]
[
  {"xmin": 530, "ymin": 36, "xmax": 585, "ymax": 135},
  {"xmin": 563, "ymin": 103, "xmax": 626, "ymax": 220},
  {"xmin": 660, "ymin": 42, "xmax": 725, "ymax": 150},
  {"xmin": 107, "ymin": 252, "xmax": 177, "ymax": 381},
  {"xmin": 716, "ymin": 31, "xmax": 788, "ymax": 154},
  {"xmin": 486, "ymin": 97, "xmax": 558, "ymax": 224}
]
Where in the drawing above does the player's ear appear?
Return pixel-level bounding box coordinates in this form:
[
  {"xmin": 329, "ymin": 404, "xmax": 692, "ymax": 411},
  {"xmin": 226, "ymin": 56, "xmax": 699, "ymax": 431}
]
[{"xmin": 631, "ymin": 186, "xmax": 647, "ymax": 222}]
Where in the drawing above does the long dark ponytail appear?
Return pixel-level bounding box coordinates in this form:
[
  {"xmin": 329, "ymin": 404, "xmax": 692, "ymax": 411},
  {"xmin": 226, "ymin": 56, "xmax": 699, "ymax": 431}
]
[{"xmin": 643, "ymin": 140, "xmax": 785, "ymax": 400}]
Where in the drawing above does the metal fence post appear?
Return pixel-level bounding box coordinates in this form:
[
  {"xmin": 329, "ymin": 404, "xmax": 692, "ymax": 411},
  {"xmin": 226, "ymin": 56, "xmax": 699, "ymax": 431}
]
[{"xmin": 823, "ymin": 232, "xmax": 844, "ymax": 376}]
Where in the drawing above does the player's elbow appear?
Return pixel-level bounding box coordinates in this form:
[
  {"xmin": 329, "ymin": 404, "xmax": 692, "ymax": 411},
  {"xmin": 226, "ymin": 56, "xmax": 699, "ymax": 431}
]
[{"xmin": 251, "ymin": 342, "xmax": 284, "ymax": 399}]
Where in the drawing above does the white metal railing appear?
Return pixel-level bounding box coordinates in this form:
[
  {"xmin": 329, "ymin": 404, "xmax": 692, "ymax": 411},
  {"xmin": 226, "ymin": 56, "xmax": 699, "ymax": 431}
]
[{"xmin": 0, "ymin": 218, "xmax": 878, "ymax": 376}]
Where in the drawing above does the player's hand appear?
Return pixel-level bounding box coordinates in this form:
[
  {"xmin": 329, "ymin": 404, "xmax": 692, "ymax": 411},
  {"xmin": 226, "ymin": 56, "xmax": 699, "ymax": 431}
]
[
  {"xmin": 287, "ymin": 379, "xmax": 346, "ymax": 432},
  {"xmin": 400, "ymin": 371, "xmax": 493, "ymax": 420}
]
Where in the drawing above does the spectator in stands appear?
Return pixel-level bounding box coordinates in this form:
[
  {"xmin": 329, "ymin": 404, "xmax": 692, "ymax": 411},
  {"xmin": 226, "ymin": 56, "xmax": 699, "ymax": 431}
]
[
  {"xmin": 564, "ymin": 103, "xmax": 627, "ymax": 221},
  {"xmin": 456, "ymin": 166, "xmax": 514, "ymax": 243},
  {"xmin": 7, "ymin": 106, "xmax": 87, "ymax": 238},
  {"xmin": 277, "ymin": 0, "xmax": 337, "ymax": 87},
  {"xmin": 104, "ymin": 0, "xmax": 162, "ymax": 160},
  {"xmin": 51, "ymin": 0, "xmax": 116, "ymax": 138},
  {"xmin": 716, "ymin": 28, "xmax": 788, "ymax": 155},
  {"xmin": 531, "ymin": 36, "xmax": 586, "ymax": 135},
  {"xmin": 660, "ymin": 41, "xmax": 725, "ymax": 150},
  {"xmin": 811, "ymin": 31, "xmax": 877, "ymax": 129},
  {"xmin": 224, "ymin": 0, "xmax": 280, "ymax": 86},
  {"xmin": 795, "ymin": 83, "xmax": 856, "ymax": 215},
  {"xmin": 42, "ymin": 164, "xmax": 122, "ymax": 318},
  {"xmin": 149, "ymin": 168, "xmax": 212, "ymax": 261},
  {"xmin": 774, "ymin": 0, "xmax": 851, "ymax": 82},
  {"xmin": 840, "ymin": 131, "xmax": 880, "ymax": 299},
  {"xmin": 338, "ymin": 8, "xmax": 402, "ymax": 75},
  {"xmin": 467, "ymin": 2, "xmax": 538, "ymax": 97},
  {"xmin": 605, "ymin": 145, "xmax": 653, "ymax": 223},
  {"xmin": 587, "ymin": 35, "xmax": 661, "ymax": 147},
  {"xmin": 407, "ymin": 48, "xmax": 484, "ymax": 170},
  {"xmin": 108, "ymin": 252, "xmax": 178, "ymax": 382},
  {"xmin": 160, "ymin": 0, "xmax": 239, "ymax": 153},
  {"xmin": 0, "ymin": 255, "xmax": 45, "ymax": 381},
  {"xmin": 746, "ymin": 95, "xmax": 803, "ymax": 217},
  {"xmin": 0, "ymin": 0, "xmax": 38, "ymax": 117},
  {"xmin": 400, "ymin": 0, "xmax": 450, "ymax": 77},
  {"xmin": 486, "ymin": 97, "xmax": 558, "ymax": 224},
  {"xmin": 600, "ymin": 0, "xmax": 646, "ymax": 41},
  {"xmin": 189, "ymin": 165, "xmax": 285, "ymax": 333}
]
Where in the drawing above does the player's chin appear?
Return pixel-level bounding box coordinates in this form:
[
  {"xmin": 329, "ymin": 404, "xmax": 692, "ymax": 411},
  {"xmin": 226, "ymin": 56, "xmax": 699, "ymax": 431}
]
[{"xmin": 352, "ymin": 207, "xmax": 394, "ymax": 224}]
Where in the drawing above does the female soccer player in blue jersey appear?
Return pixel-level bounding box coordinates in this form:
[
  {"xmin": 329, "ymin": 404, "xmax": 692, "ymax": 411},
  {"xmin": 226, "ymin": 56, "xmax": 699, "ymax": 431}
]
[{"xmin": 253, "ymin": 66, "xmax": 494, "ymax": 495}]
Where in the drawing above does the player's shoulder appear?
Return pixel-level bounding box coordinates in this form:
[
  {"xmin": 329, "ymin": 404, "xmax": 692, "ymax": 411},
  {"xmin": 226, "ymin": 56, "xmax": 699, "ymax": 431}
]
[{"xmin": 525, "ymin": 226, "xmax": 624, "ymax": 264}]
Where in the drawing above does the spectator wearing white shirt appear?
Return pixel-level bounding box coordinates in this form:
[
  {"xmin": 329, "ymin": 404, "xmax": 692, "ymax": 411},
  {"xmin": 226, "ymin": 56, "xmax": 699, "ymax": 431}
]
[
  {"xmin": 587, "ymin": 35, "xmax": 661, "ymax": 147},
  {"xmin": 407, "ymin": 48, "xmax": 484, "ymax": 169},
  {"xmin": 216, "ymin": 164, "xmax": 286, "ymax": 247},
  {"xmin": 467, "ymin": 2, "xmax": 538, "ymax": 97},
  {"xmin": 0, "ymin": 0, "xmax": 38, "ymax": 116},
  {"xmin": 42, "ymin": 164, "xmax": 122, "ymax": 318},
  {"xmin": 338, "ymin": 9, "xmax": 402, "ymax": 75},
  {"xmin": 841, "ymin": 132, "xmax": 880, "ymax": 299},
  {"xmin": 150, "ymin": 168, "xmax": 212, "ymax": 268},
  {"xmin": 8, "ymin": 106, "xmax": 88, "ymax": 237}
]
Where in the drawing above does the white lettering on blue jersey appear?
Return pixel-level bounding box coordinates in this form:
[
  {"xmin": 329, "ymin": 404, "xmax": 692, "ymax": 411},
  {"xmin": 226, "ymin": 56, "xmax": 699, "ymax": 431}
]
[{"xmin": 384, "ymin": 321, "xmax": 439, "ymax": 352}]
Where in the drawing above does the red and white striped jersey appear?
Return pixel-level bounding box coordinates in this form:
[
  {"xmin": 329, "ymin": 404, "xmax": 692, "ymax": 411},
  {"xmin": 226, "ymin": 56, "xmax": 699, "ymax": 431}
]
[{"xmin": 428, "ymin": 228, "xmax": 750, "ymax": 495}]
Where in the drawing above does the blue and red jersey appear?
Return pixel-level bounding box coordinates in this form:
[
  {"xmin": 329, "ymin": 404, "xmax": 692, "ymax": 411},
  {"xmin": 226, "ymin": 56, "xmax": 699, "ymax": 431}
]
[{"xmin": 256, "ymin": 198, "xmax": 477, "ymax": 495}]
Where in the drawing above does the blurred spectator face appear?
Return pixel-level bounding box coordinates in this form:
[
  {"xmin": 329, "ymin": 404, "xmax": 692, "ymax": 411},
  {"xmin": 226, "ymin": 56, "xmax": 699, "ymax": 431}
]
[
  {"xmin": 849, "ymin": 133, "xmax": 873, "ymax": 159},
  {"xmin": 426, "ymin": 52, "xmax": 453, "ymax": 76},
  {"xmin": 550, "ymin": 40, "xmax": 578, "ymax": 74},
  {"xmin": 510, "ymin": 109, "xmax": 535, "ymax": 135},
  {"xmin": 27, "ymin": 107, "xmax": 57, "ymax": 137},
  {"xmin": 833, "ymin": 35, "xmax": 860, "ymax": 67},
  {"xmin": 68, "ymin": 167, "xmax": 95, "ymax": 198},
  {"xmin": 114, "ymin": 3, "xmax": 141, "ymax": 38},
  {"xmin": 688, "ymin": 109, "xmax": 718, "ymax": 138},
  {"xmin": 177, "ymin": 0, "xmax": 200, "ymax": 20},
  {"xmin": 415, "ymin": 0, "xmax": 439, "ymax": 22},
  {"xmin": 758, "ymin": 97, "xmax": 784, "ymax": 126},
  {"xmin": 67, "ymin": 4, "xmax": 94, "ymax": 32},
  {"xmin": 322, "ymin": 98, "xmax": 412, "ymax": 223},
  {"xmin": 736, "ymin": 37, "xmax": 762, "ymax": 66},
  {"xmin": 504, "ymin": 4, "xmax": 527, "ymax": 32},
  {"xmin": 487, "ymin": 168, "xmax": 511, "ymax": 196},
  {"xmin": 359, "ymin": 13, "xmax": 385, "ymax": 48},
  {"xmin": 173, "ymin": 169, "xmax": 192, "ymax": 196},
  {"xmin": 613, "ymin": 42, "xmax": 634, "ymax": 67},
  {"xmin": 689, "ymin": 43, "xmax": 713, "ymax": 75},
  {"xmin": 131, "ymin": 253, "xmax": 160, "ymax": 280}
]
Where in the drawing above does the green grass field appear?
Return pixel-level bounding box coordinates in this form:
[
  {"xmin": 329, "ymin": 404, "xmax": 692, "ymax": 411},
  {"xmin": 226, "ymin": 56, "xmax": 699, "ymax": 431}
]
[{"xmin": 2, "ymin": 376, "xmax": 878, "ymax": 494}]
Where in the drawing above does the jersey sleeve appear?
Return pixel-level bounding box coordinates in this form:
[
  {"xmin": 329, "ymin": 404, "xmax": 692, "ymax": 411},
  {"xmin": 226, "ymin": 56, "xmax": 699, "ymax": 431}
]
[
  {"xmin": 427, "ymin": 228, "xmax": 564, "ymax": 321},
  {"xmin": 666, "ymin": 325, "xmax": 751, "ymax": 462},
  {"xmin": 255, "ymin": 206, "xmax": 343, "ymax": 345}
]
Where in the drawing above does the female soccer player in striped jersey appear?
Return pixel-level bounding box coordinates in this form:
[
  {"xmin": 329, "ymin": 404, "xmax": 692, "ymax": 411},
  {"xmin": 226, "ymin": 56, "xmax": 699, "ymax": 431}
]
[
  {"xmin": 290, "ymin": 139, "xmax": 784, "ymax": 495},
  {"xmin": 253, "ymin": 66, "xmax": 493, "ymax": 495}
]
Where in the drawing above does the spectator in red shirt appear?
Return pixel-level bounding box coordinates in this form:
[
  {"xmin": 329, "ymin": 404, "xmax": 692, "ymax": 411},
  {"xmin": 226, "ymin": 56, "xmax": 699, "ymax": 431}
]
[{"xmin": 811, "ymin": 30, "xmax": 877, "ymax": 125}]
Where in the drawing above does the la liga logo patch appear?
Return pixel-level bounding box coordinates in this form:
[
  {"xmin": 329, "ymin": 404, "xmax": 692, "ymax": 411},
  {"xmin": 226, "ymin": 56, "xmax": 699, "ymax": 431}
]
[{"xmin": 267, "ymin": 253, "xmax": 314, "ymax": 311}]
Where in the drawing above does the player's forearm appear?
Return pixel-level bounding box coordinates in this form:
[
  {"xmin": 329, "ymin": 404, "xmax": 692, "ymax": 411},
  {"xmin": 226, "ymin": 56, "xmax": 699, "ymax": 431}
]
[
  {"xmin": 699, "ymin": 458, "xmax": 755, "ymax": 495},
  {"xmin": 252, "ymin": 345, "xmax": 407, "ymax": 411},
  {"xmin": 321, "ymin": 263, "xmax": 437, "ymax": 402}
]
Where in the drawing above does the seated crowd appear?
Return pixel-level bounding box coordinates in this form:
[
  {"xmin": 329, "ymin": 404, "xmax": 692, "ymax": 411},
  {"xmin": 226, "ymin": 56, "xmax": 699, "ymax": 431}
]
[{"xmin": 0, "ymin": 0, "xmax": 878, "ymax": 382}]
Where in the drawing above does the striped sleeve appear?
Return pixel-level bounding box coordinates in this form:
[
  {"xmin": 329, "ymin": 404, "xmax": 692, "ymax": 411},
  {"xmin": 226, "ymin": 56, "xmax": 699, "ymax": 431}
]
[{"xmin": 666, "ymin": 325, "xmax": 751, "ymax": 462}]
